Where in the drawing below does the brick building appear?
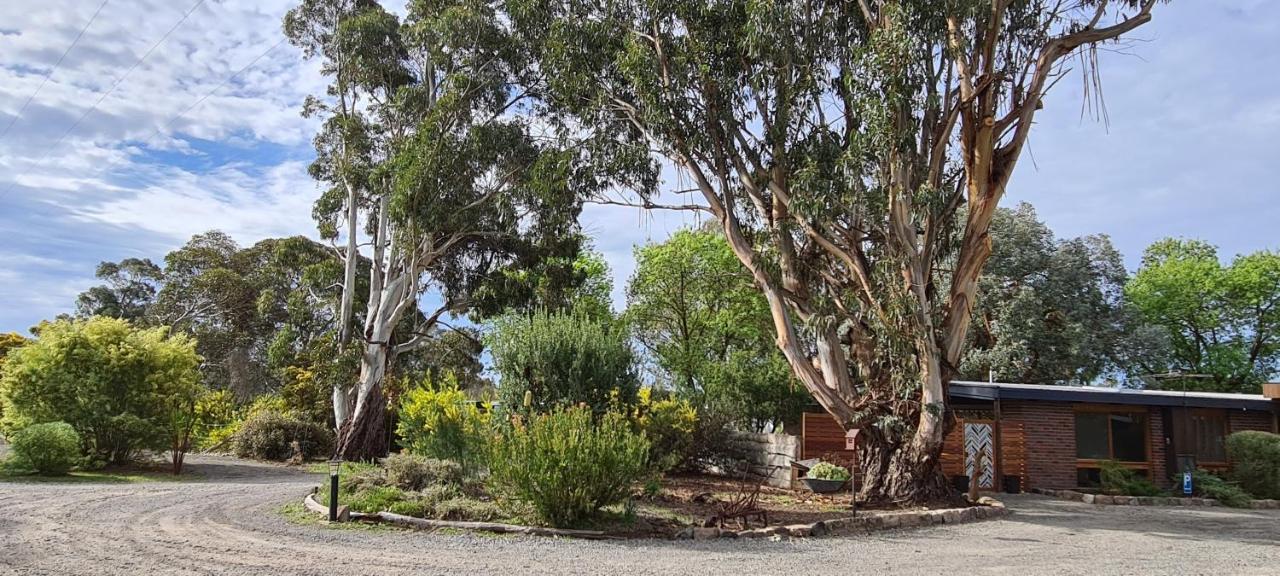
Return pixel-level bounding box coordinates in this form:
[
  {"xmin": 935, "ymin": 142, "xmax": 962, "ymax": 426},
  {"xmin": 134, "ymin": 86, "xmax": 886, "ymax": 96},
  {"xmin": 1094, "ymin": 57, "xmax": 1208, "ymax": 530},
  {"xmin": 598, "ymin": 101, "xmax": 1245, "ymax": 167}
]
[{"xmin": 800, "ymin": 381, "xmax": 1280, "ymax": 492}]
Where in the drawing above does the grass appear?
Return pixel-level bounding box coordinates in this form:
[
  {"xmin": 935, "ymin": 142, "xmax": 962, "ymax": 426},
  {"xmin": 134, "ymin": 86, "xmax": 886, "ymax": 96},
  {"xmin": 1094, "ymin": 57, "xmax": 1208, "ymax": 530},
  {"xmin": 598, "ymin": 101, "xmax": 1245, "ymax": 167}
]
[
  {"xmin": 303, "ymin": 461, "xmax": 381, "ymax": 475},
  {"xmin": 0, "ymin": 457, "xmax": 190, "ymax": 484},
  {"xmin": 278, "ymin": 501, "xmax": 398, "ymax": 532}
]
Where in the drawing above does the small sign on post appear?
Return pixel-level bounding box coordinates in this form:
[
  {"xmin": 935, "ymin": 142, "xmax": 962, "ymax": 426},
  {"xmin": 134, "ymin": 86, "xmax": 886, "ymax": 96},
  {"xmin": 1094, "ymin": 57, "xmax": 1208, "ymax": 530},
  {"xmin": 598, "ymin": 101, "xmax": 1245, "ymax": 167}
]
[
  {"xmin": 1182, "ymin": 471, "xmax": 1193, "ymax": 496},
  {"xmin": 845, "ymin": 429, "xmax": 860, "ymax": 515}
]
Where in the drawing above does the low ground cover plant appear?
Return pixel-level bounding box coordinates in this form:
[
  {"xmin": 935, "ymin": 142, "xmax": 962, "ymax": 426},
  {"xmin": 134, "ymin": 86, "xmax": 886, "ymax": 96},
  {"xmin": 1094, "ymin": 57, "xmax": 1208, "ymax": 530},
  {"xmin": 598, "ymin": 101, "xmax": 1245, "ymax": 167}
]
[
  {"xmin": 322, "ymin": 454, "xmax": 502, "ymax": 522},
  {"xmin": 487, "ymin": 406, "xmax": 650, "ymax": 527},
  {"xmin": 806, "ymin": 461, "xmax": 851, "ymax": 482},
  {"xmin": 7, "ymin": 422, "xmax": 81, "ymax": 475},
  {"xmin": 1180, "ymin": 469, "xmax": 1252, "ymax": 508},
  {"xmin": 1226, "ymin": 431, "xmax": 1280, "ymax": 500},
  {"xmin": 1099, "ymin": 461, "xmax": 1163, "ymax": 497}
]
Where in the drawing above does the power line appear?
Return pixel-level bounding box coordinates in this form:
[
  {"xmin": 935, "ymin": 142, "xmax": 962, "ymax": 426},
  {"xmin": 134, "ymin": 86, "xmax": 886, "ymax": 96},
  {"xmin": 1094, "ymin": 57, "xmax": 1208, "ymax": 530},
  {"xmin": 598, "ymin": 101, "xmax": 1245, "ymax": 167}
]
[
  {"xmin": 47, "ymin": 0, "xmax": 208, "ymax": 153},
  {"xmin": 138, "ymin": 37, "xmax": 288, "ymax": 150},
  {"xmin": 0, "ymin": 0, "xmax": 110, "ymax": 141},
  {"xmin": 1, "ymin": 32, "xmax": 289, "ymax": 201}
]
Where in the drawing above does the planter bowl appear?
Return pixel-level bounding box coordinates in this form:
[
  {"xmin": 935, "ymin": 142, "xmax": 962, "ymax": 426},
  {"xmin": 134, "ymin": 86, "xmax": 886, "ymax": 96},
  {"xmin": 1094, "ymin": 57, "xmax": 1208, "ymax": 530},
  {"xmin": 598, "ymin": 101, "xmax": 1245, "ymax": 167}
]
[{"xmin": 802, "ymin": 477, "xmax": 847, "ymax": 494}]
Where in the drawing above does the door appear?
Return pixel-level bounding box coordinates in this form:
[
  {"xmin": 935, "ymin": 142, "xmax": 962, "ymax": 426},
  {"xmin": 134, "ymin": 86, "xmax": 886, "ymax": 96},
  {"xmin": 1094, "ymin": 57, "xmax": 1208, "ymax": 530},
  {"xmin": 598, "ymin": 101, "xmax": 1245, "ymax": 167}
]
[{"xmin": 964, "ymin": 421, "xmax": 996, "ymax": 490}]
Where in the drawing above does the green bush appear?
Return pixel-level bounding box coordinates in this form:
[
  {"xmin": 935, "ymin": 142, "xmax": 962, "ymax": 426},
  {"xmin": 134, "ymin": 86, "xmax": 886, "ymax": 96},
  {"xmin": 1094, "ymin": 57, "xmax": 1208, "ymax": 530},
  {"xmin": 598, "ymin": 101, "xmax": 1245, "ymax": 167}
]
[
  {"xmin": 1226, "ymin": 431, "xmax": 1280, "ymax": 500},
  {"xmin": 395, "ymin": 381, "xmax": 490, "ymax": 471},
  {"xmin": 487, "ymin": 406, "xmax": 650, "ymax": 527},
  {"xmin": 487, "ymin": 310, "xmax": 639, "ymax": 414},
  {"xmin": 0, "ymin": 317, "xmax": 202, "ymax": 464},
  {"xmin": 432, "ymin": 497, "xmax": 503, "ymax": 521},
  {"xmin": 631, "ymin": 388, "xmax": 698, "ymax": 472},
  {"xmin": 1100, "ymin": 461, "xmax": 1164, "ymax": 497},
  {"xmin": 232, "ymin": 411, "xmax": 333, "ymax": 461},
  {"xmin": 382, "ymin": 453, "xmax": 464, "ymax": 491},
  {"xmin": 806, "ymin": 461, "xmax": 851, "ymax": 482},
  {"xmin": 1181, "ymin": 469, "xmax": 1252, "ymax": 508},
  {"xmin": 9, "ymin": 422, "xmax": 81, "ymax": 475}
]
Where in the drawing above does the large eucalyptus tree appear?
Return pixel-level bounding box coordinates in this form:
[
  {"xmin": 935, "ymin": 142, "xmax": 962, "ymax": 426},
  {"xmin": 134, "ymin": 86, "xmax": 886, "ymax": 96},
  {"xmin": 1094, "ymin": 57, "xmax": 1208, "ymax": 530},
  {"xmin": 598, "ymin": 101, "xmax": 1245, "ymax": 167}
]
[
  {"xmin": 284, "ymin": 0, "xmax": 609, "ymax": 458},
  {"xmin": 516, "ymin": 0, "xmax": 1161, "ymax": 502}
]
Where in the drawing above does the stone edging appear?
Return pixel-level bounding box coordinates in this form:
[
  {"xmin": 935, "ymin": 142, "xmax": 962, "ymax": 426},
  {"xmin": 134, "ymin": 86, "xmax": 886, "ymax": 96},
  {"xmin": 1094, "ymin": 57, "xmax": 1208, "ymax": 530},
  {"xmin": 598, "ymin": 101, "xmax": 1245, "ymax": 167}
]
[
  {"xmin": 302, "ymin": 492, "xmax": 1009, "ymax": 541},
  {"xmin": 673, "ymin": 497, "xmax": 1010, "ymax": 541},
  {"xmin": 1030, "ymin": 488, "xmax": 1280, "ymax": 509}
]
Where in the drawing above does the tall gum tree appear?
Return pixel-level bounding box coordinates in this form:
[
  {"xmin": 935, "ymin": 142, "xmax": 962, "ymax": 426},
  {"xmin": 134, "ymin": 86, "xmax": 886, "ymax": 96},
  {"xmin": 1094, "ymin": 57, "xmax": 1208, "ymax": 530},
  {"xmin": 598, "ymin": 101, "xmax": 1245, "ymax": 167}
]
[
  {"xmin": 285, "ymin": 0, "xmax": 606, "ymax": 459},
  {"xmin": 517, "ymin": 0, "xmax": 1161, "ymax": 503}
]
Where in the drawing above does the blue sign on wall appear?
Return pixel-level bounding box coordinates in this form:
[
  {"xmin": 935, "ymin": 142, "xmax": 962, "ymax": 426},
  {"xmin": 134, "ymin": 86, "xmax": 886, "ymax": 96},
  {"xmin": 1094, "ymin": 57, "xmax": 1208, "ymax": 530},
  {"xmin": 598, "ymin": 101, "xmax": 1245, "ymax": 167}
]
[{"xmin": 1182, "ymin": 471, "xmax": 1193, "ymax": 495}]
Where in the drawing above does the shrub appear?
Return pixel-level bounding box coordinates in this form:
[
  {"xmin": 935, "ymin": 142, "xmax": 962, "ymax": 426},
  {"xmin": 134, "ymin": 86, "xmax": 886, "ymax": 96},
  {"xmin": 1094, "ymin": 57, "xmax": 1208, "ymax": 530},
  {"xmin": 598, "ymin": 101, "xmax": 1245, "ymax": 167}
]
[
  {"xmin": 1226, "ymin": 431, "xmax": 1280, "ymax": 500},
  {"xmin": 806, "ymin": 461, "xmax": 851, "ymax": 482},
  {"xmin": 395, "ymin": 381, "xmax": 490, "ymax": 471},
  {"xmin": 432, "ymin": 497, "xmax": 503, "ymax": 521},
  {"xmin": 632, "ymin": 388, "xmax": 698, "ymax": 472},
  {"xmin": 487, "ymin": 406, "xmax": 650, "ymax": 527},
  {"xmin": 1100, "ymin": 461, "xmax": 1163, "ymax": 497},
  {"xmin": 232, "ymin": 411, "xmax": 333, "ymax": 461},
  {"xmin": 1181, "ymin": 469, "xmax": 1252, "ymax": 508},
  {"xmin": 487, "ymin": 310, "xmax": 639, "ymax": 414},
  {"xmin": 9, "ymin": 422, "xmax": 81, "ymax": 475},
  {"xmin": 0, "ymin": 317, "xmax": 202, "ymax": 464},
  {"xmin": 382, "ymin": 453, "xmax": 464, "ymax": 491}
]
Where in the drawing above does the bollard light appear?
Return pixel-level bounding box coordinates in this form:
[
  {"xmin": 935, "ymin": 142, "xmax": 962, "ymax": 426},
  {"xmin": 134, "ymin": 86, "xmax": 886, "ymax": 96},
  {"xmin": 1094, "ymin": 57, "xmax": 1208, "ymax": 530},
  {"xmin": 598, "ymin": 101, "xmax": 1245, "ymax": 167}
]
[{"xmin": 327, "ymin": 457, "xmax": 342, "ymax": 522}]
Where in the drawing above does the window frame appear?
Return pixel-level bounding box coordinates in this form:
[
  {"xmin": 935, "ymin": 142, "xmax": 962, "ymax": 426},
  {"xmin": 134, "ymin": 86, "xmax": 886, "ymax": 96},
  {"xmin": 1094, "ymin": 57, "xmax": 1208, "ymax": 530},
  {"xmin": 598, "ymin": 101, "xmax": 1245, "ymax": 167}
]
[{"xmin": 1073, "ymin": 405, "xmax": 1153, "ymax": 480}]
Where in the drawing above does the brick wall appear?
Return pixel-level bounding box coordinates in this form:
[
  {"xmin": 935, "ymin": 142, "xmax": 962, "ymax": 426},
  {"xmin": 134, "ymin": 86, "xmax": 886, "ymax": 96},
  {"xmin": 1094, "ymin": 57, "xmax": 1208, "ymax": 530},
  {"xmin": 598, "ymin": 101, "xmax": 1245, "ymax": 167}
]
[
  {"xmin": 1229, "ymin": 409, "xmax": 1277, "ymax": 434},
  {"xmin": 1001, "ymin": 400, "xmax": 1076, "ymax": 490}
]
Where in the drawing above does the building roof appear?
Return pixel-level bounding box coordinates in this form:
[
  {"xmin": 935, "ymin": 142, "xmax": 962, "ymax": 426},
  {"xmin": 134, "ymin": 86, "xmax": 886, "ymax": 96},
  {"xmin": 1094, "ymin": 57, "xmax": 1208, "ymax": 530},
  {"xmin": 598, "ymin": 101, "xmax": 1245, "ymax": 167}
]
[{"xmin": 949, "ymin": 380, "xmax": 1278, "ymax": 411}]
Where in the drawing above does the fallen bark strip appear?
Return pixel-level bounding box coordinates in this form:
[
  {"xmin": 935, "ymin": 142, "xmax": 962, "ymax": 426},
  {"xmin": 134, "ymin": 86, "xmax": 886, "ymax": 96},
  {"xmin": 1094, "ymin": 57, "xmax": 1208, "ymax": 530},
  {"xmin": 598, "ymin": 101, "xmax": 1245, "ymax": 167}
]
[
  {"xmin": 299, "ymin": 493, "xmax": 617, "ymax": 539},
  {"xmin": 372, "ymin": 511, "xmax": 620, "ymax": 540}
]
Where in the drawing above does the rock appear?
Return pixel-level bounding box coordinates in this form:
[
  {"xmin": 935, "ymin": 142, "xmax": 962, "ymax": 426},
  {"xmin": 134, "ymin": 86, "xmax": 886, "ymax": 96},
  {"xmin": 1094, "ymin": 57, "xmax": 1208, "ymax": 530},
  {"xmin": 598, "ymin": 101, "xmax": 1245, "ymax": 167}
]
[
  {"xmin": 674, "ymin": 528, "xmax": 694, "ymax": 540},
  {"xmin": 1093, "ymin": 495, "xmax": 1114, "ymax": 505},
  {"xmin": 785, "ymin": 524, "xmax": 812, "ymax": 538},
  {"xmin": 692, "ymin": 527, "xmax": 721, "ymax": 540},
  {"xmin": 941, "ymin": 510, "xmax": 962, "ymax": 524},
  {"xmin": 1081, "ymin": 494, "xmax": 1095, "ymax": 504},
  {"xmin": 809, "ymin": 521, "xmax": 829, "ymax": 537}
]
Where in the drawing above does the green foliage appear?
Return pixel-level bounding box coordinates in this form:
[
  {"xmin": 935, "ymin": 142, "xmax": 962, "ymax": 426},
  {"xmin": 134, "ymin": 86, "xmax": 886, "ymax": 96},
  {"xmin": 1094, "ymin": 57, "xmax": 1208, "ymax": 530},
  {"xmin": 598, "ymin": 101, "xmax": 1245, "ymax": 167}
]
[
  {"xmin": 1226, "ymin": 431, "xmax": 1280, "ymax": 500},
  {"xmin": 1181, "ymin": 469, "xmax": 1252, "ymax": 508},
  {"xmin": 626, "ymin": 228, "xmax": 807, "ymax": 432},
  {"xmin": 395, "ymin": 379, "xmax": 491, "ymax": 471},
  {"xmin": 631, "ymin": 388, "xmax": 698, "ymax": 472},
  {"xmin": 8, "ymin": 422, "xmax": 81, "ymax": 476},
  {"xmin": 381, "ymin": 453, "xmax": 464, "ymax": 491},
  {"xmin": 962, "ymin": 204, "xmax": 1157, "ymax": 385},
  {"xmin": 806, "ymin": 461, "xmax": 851, "ymax": 482},
  {"xmin": 487, "ymin": 406, "xmax": 650, "ymax": 527},
  {"xmin": 232, "ymin": 411, "xmax": 333, "ymax": 461},
  {"xmin": 0, "ymin": 317, "xmax": 202, "ymax": 464},
  {"xmin": 487, "ymin": 310, "xmax": 639, "ymax": 414},
  {"xmin": 1127, "ymin": 239, "xmax": 1280, "ymax": 392},
  {"xmin": 1099, "ymin": 461, "xmax": 1163, "ymax": 497}
]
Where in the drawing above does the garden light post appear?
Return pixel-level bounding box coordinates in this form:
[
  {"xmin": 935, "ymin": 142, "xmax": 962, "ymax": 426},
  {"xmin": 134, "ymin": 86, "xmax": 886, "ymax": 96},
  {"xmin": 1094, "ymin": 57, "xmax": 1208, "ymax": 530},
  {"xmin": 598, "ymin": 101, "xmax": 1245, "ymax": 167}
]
[
  {"xmin": 845, "ymin": 429, "xmax": 860, "ymax": 516},
  {"xmin": 328, "ymin": 458, "xmax": 341, "ymax": 522}
]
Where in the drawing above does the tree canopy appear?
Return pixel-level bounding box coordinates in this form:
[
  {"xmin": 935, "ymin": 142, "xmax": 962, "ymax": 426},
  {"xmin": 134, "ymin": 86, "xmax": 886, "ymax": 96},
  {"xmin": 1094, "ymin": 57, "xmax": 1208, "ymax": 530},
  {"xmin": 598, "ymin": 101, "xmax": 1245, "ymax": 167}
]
[
  {"xmin": 961, "ymin": 203, "xmax": 1157, "ymax": 386},
  {"xmin": 514, "ymin": 0, "xmax": 1161, "ymax": 502},
  {"xmin": 1126, "ymin": 239, "xmax": 1280, "ymax": 392},
  {"xmin": 625, "ymin": 226, "xmax": 807, "ymax": 431}
]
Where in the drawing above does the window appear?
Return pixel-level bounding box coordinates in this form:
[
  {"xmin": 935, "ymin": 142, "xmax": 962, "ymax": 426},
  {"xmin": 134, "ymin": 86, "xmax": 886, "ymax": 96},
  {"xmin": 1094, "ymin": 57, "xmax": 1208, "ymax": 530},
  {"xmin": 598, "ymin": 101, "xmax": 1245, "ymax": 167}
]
[{"xmin": 1074, "ymin": 410, "xmax": 1148, "ymax": 463}]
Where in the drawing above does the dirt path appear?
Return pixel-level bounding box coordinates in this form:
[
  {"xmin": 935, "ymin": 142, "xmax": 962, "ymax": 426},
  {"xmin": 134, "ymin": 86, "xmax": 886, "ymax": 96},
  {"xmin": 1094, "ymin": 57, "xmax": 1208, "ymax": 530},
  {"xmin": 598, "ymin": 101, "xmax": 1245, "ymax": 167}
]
[{"xmin": 1, "ymin": 455, "xmax": 1277, "ymax": 575}]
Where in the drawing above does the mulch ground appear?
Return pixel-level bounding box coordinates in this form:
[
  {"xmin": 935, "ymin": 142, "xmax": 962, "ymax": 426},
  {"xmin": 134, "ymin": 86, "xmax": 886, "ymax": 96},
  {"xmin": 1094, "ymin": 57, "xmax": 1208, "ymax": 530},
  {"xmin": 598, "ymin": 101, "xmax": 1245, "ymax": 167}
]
[{"xmin": 602, "ymin": 473, "xmax": 893, "ymax": 537}]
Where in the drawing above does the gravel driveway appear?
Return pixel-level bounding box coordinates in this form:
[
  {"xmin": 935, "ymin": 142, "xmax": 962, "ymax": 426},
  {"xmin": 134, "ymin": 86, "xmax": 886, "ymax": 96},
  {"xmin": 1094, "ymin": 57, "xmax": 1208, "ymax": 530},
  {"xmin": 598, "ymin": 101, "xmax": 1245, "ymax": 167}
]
[{"xmin": 1, "ymin": 455, "xmax": 1276, "ymax": 576}]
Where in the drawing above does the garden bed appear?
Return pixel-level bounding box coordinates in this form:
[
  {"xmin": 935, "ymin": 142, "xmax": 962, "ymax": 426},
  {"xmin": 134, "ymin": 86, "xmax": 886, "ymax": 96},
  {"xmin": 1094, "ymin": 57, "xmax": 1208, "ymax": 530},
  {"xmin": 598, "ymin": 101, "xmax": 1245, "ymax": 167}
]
[{"xmin": 304, "ymin": 470, "xmax": 1007, "ymax": 540}]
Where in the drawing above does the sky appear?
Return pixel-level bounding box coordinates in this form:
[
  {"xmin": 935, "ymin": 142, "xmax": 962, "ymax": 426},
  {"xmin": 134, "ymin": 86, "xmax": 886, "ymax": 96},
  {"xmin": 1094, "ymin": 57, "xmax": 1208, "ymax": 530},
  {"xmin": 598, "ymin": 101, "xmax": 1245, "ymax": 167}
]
[{"xmin": 0, "ymin": 1, "xmax": 1277, "ymax": 334}]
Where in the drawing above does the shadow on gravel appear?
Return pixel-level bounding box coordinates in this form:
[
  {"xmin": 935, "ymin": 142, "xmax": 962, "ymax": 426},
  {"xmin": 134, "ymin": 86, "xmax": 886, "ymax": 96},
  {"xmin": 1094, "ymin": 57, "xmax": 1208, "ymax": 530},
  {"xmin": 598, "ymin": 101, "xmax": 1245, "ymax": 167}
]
[
  {"xmin": 181, "ymin": 455, "xmax": 319, "ymax": 485},
  {"xmin": 997, "ymin": 494, "xmax": 1280, "ymax": 547}
]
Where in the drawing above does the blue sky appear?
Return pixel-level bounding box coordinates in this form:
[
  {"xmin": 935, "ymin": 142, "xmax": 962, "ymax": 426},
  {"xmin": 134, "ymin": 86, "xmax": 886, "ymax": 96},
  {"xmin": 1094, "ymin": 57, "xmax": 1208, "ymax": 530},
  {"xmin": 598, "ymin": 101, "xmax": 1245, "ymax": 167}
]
[{"xmin": 1, "ymin": 0, "xmax": 1277, "ymax": 334}]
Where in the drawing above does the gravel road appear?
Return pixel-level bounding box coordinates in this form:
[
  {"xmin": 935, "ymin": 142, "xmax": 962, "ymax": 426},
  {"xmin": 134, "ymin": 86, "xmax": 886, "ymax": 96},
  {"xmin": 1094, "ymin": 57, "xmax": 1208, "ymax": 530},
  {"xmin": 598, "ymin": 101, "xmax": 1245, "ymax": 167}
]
[{"xmin": 1, "ymin": 454, "xmax": 1277, "ymax": 576}]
